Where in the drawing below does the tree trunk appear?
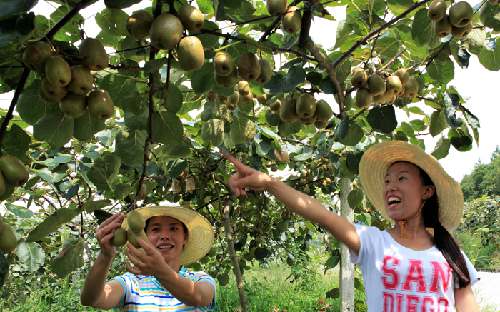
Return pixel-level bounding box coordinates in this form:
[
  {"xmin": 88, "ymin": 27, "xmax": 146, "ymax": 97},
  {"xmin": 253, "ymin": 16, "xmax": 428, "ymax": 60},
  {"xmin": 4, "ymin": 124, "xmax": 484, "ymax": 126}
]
[
  {"xmin": 222, "ymin": 202, "xmax": 248, "ymax": 312},
  {"xmin": 339, "ymin": 178, "xmax": 355, "ymax": 311}
]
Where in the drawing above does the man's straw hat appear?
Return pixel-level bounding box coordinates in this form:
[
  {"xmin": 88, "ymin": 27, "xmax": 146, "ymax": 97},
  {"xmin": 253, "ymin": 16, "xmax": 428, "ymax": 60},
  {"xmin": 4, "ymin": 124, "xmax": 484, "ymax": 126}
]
[
  {"xmin": 122, "ymin": 206, "xmax": 214, "ymax": 265},
  {"xmin": 359, "ymin": 141, "xmax": 463, "ymax": 231}
]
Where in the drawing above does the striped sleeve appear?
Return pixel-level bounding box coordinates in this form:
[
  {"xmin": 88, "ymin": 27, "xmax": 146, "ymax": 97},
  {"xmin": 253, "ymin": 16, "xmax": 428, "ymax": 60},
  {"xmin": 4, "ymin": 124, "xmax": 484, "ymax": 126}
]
[{"xmin": 112, "ymin": 272, "xmax": 133, "ymax": 307}]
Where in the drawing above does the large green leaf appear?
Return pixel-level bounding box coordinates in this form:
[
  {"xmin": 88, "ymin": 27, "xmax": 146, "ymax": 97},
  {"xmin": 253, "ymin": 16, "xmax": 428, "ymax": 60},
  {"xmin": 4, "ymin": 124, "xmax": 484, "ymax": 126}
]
[
  {"xmin": 387, "ymin": 0, "xmax": 414, "ymax": 15},
  {"xmin": 26, "ymin": 208, "xmax": 80, "ymax": 242},
  {"xmin": 478, "ymin": 38, "xmax": 500, "ymax": 71},
  {"xmin": 430, "ymin": 110, "xmax": 447, "ymax": 136},
  {"xmin": 33, "ymin": 110, "xmax": 74, "ymax": 148},
  {"xmin": 16, "ymin": 80, "xmax": 58, "ymax": 125},
  {"xmin": 115, "ymin": 130, "xmax": 147, "ymax": 169},
  {"xmin": 95, "ymin": 8, "xmax": 128, "ymax": 37},
  {"xmin": 266, "ymin": 65, "xmax": 306, "ymax": 94},
  {"xmin": 366, "ymin": 105, "xmax": 397, "ymax": 134},
  {"xmin": 50, "ymin": 6, "xmax": 83, "ymax": 42},
  {"xmin": 0, "ymin": 0, "xmax": 37, "ymax": 21},
  {"xmin": 83, "ymin": 200, "xmax": 111, "ymax": 213},
  {"xmin": 151, "ymin": 111, "xmax": 184, "ymax": 146},
  {"xmin": 162, "ymin": 84, "xmax": 183, "ymax": 113},
  {"xmin": 426, "ymin": 58, "xmax": 454, "ymax": 84},
  {"xmin": 3, "ymin": 124, "xmax": 31, "ymax": 161},
  {"xmin": 98, "ymin": 75, "xmax": 147, "ymax": 115},
  {"xmin": 15, "ymin": 242, "xmax": 45, "ymax": 272},
  {"xmin": 411, "ymin": 9, "xmax": 432, "ymax": 46},
  {"xmin": 5, "ymin": 203, "xmax": 33, "ymax": 218},
  {"xmin": 197, "ymin": 0, "xmax": 215, "ymax": 14},
  {"xmin": 431, "ymin": 137, "xmax": 450, "ymax": 159},
  {"xmin": 49, "ymin": 238, "xmax": 84, "ymax": 278},
  {"xmin": 338, "ymin": 122, "xmax": 363, "ymax": 146},
  {"xmin": 375, "ymin": 30, "xmax": 400, "ymax": 60},
  {"xmin": 87, "ymin": 152, "xmax": 121, "ymax": 192},
  {"xmin": 73, "ymin": 111, "xmax": 106, "ymax": 141},
  {"xmin": 191, "ymin": 62, "xmax": 215, "ymax": 94},
  {"xmin": 347, "ymin": 188, "xmax": 364, "ymax": 210}
]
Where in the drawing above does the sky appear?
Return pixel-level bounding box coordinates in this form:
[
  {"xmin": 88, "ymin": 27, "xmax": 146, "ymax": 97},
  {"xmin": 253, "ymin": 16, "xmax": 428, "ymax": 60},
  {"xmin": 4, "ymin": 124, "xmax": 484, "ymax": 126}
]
[{"xmin": 0, "ymin": 0, "xmax": 498, "ymax": 182}]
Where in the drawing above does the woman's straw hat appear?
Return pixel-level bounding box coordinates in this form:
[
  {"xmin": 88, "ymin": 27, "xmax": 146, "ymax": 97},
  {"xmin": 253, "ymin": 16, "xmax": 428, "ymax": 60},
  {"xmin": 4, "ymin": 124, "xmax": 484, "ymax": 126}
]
[
  {"xmin": 359, "ymin": 141, "xmax": 464, "ymax": 231},
  {"xmin": 122, "ymin": 206, "xmax": 214, "ymax": 265}
]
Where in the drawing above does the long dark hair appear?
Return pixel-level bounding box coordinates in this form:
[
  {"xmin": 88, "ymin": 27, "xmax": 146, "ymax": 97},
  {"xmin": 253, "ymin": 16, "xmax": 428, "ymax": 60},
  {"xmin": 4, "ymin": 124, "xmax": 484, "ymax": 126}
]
[{"xmin": 418, "ymin": 167, "xmax": 471, "ymax": 288}]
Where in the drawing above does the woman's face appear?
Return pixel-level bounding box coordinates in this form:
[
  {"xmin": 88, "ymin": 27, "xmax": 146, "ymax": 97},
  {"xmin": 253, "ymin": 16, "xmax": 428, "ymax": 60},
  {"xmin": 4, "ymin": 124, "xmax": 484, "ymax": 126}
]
[
  {"xmin": 383, "ymin": 162, "xmax": 435, "ymax": 222},
  {"xmin": 145, "ymin": 216, "xmax": 187, "ymax": 263}
]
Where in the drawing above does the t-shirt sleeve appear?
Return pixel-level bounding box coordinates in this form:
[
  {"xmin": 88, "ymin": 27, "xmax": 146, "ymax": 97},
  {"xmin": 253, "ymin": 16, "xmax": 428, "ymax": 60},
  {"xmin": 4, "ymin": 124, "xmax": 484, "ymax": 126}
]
[
  {"xmin": 192, "ymin": 271, "xmax": 217, "ymax": 309},
  {"xmin": 349, "ymin": 224, "xmax": 381, "ymax": 265},
  {"xmin": 111, "ymin": 273, "xmax": 132, "ymax": 307}
]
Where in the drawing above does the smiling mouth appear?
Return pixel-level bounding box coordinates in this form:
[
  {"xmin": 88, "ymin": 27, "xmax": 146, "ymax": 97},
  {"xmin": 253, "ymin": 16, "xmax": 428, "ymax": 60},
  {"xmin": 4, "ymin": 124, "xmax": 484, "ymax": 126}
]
[
  {"xmin": 387, "ymin": 197, "xmax": 401, "ymax": 208},
  {"xmin": 157, "ymin": 244, "xmax": 174, "ymax": 251}
]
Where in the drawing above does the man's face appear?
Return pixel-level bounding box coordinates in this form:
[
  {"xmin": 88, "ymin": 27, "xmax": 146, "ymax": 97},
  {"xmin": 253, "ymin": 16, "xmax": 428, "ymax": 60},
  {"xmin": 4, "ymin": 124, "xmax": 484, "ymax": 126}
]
[{"xmin": 145, "ymin": 216, "xmax": 187, "ymax": 262}]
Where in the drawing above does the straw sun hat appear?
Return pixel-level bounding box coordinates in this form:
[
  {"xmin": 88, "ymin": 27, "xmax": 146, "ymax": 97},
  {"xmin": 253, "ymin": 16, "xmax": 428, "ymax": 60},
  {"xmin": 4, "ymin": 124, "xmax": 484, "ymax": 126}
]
[
  {"xmin": 121, "ymin": 206, "xmax": 214, "ymax": 265},
  {"xmin": 359, "ymin": 141, "xmax": 464, "ymax": 232}
]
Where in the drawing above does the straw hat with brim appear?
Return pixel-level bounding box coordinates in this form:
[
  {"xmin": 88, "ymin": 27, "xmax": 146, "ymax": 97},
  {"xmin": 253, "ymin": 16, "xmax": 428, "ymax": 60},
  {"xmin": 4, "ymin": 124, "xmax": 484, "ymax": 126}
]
[
  {"xmin": 121, "ymin": 206, "xmax": 214, "ymax": 265},
  {"xmin": 359, "ymin": 141, "xmax": 463, "ymax": 232}
]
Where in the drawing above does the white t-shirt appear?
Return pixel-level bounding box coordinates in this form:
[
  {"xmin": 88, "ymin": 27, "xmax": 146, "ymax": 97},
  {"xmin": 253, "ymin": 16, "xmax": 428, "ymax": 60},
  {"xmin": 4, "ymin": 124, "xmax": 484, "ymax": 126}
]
[{"xmin": 350, "ymin": 224, "xmax": 479, "ymax": 312}]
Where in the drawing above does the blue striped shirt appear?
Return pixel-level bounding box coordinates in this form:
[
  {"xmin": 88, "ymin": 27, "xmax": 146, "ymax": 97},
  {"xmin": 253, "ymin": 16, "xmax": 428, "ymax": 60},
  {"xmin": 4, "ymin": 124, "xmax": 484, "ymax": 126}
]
[{"xmin": 113, "ymin": 267, "xmax": 216, "ymax": 311}]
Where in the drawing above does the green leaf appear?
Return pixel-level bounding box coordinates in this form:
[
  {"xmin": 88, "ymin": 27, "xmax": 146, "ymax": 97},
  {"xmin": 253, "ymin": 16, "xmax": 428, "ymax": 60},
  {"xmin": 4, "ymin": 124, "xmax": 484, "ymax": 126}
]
[
  {"xmin": 83, "ymin": 200, "xmax": 111, "ymax": 213},
  {"xmin": 324, "ymin": 249, "xmax": 340, "ymax": 272},
  {"xmin": 73, "ymin": 111, "xmax": 106, "ymax": 141},
  {"xmin": 427, "ymin": 58, "xmax": 454, "ymax": 84},
  {"xmin": 95, "ymin": 8, "xmax": 128, "ymax": 37},
  {"xmin": 98, "ymin": 75, "xmax": 146, "ymax": 115},
  {"xmin": 375, "ymin": 31, "xmax": 400, "ymax": 60},
  {"xmin": 410, "ymin": 119, "xmax": 426, "ymax": 131},
  {"xmin": 387, "ymin": 0, "xmax": 414, "ymax": 15},
  {"xmin": 346, "ymin": 152, "xmax": 364, "ymax": 175},
  {"xmin": 26, "ymin": 208, "xmax": 80, "ymax": 242},
  {"xmin": 5, "ymin": 203, "xmax": 33, "ymax": 218},
  {"xmin": 348, "ymin": 188, "xmax": 364, "ymax": 210},
  {"xmin": 87, "ymin": 152, "xmax": 121, "ymax": 192},
  {"xmin": 338, "ymin": 122, "xmax": 363, "ymax": 146},
  {"xmin": 449, "ymin": 129, "xmax": 472, "ymax": 151},
  {"xmin": 431, "ymin": 137, "xmax": 450, "ymax": 159},
  {"xmin": 33, "ymin": 110, "xmax": 74, "ymax": 148},
  {"xmin": 0, "ymin": 0, "xmax": 37, "ymax": 21},
  {"xmin": 162, "ymin": 84, "xmax": 183, "ymax": 113},
  {"xmin": 16, "ymin": 80, "xmax": 57, "ymax": 125},
  {"xmin": 3, "ymin": 124, "xmax": 30, "ymax": 161},
  {"xmin": 191, "ymin": 62, "xmax": 215, "ymax": 94},
  {"xmin": 49, "ymin": 239, "xmax": 84, "ymax": 278},
  {"xmin": 478, "ymin": 38, "xmax": 500, "ymax": 71},
  {"xmin": 115, "ymin": 130, "xmax": 147, "ymax": 169},
  {"xmin": 367, "ymin": 105, "xmax": 397, "ymax": 134},
  {"xmin": 15, "ymin": 242, "xmax": 45, "ymax": 272},
  {"xmin": 411, "ymin": 9, "xmax": 432, "ymax": 46},
  {"xmin": 197, "ymin": 0, "xmax": 214, "ymax": 15},
  {"xmin": 430, "ymin": 110, "xmax": 447, "ymax": 136},
  {"xmin": 32, "ymin": 168, "xmax": 65, "ymax": 184},
  {"xmin": 480, "ymin": 1, "xmax": 500, "ymax": 31},
  {"xmin": 50, "ymin": 6, "xmax": 83, "ymax": 42},
  {"xmin": 151, "ymin": 111, "xmax": 184, "ymax": 145}
]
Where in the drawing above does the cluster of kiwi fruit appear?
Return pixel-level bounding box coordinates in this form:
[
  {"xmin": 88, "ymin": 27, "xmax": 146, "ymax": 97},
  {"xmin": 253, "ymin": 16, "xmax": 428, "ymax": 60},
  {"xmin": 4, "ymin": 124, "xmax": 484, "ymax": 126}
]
[
  {"xmin": 0, "ymin": 154, "xmax": 29, "ymax": 201},
  {"xmin": 266, "ymin": 0, "xmax": 302, "ymax": 34},
  {"xmin": 428, "ymin": 0, "xmax": 474, "ymax": 38},
  {"xmin": 126, "ymin": 5, "xmax": 205, "ymax": 71},
  {"xmin": 22, "ymin": 38, "xmax": 114, "ymax": 120},
  {"xmin": 111, "ymin": 210, "xmax": 146, "ymax": 248},
  {"xmin": 274, "ymin": 92, "xmax": 333, "ymax": 129},
  {"xmin": 351, "ymin": 67, "xmax": 419, "ymax": 108}
]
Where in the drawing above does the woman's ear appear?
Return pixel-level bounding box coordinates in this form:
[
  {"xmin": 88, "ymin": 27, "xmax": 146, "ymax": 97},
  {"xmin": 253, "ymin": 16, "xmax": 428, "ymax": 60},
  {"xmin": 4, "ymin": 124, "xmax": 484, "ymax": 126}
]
[{"xmin": 423, "ymin": 185, "xmax": 436, "ymax": 199}]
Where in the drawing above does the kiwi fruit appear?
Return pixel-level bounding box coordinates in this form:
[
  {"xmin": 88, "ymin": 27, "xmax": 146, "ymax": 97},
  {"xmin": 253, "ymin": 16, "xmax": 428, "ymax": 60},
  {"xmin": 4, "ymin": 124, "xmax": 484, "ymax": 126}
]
[
  {"xmin": 386, "ymin": 75, "xmax": 403, "ymax": 95},
  {"xmin": 256, "ymin": 59, "xmax": 273, "ymax": 84},
  {"xmin": 436, "ymin": 16, "xmax": 452, "ymax": 37},
  {"xmin": 451, "ymin": 22, "xmax": 472, "ymax": 38},
  {"xmin": 215, "ymin": 68, "xmax": 238, "ymax": 87},
  {"xmin": 394, "ymin": 68, "xmax": 410, "ymax": 85},
  {"xmin": 178, "ymin": 5, "xmax": 204, "ymax": 33},
  {"xmin": 22, "ymin": 41, "xmax": 53, "ymax": 72},
  {"xmin": 270, "ymin": 99, "xmax": 281, "ymax": 112},
  {"xmin": 177, "ymin": 36, "xmax": 205, "ymax": 71},
  {"xmin": 127, "ymin": 10, "xmax": 154, "ymax": 41},
  {"xmin": 127, "ymin": 210, "xmax": 145, "ymax": 234},
  {"xmin": 214, "ymin": 51, "xmax": 234, "ymax": 77},
  {"xmin": 237, "ymin": 80, "xmax": 251, "ymax": 96},
  {"xmin": 0, "ymin": 217, "xmax": 17, "ymax": 253},
  {"xmin": 67, "ymin": 66, "xmax": 94, "ymax": 95},
  {"xmin": 0, "ymin": 155, "xmax": 29, "ymax": 187},
  {"xmin": 367, "ymin": 74, "xmax": 386, "ymax": 96},
  {"xmin": 314, "ymin": 99, "xmax": 333, "ymax": 122},
  {"xmin": 45, "ymin": 56, "xmax": 71, "ymax": 88},
  {"xmin": 127, "ymin": 229, "xmax": 148, "ymax": 248},
  {"xmin": 355, "ymin": 89, "xmax": 373, "ymax": 107},
  {"xmin": 296, "ymin": 93, "xmax": 317, "ymax": 119},
  {"xmin": 449, "ymin": 1, "xmax": 473, "ymax": 28},
  {"xmin": 149, "ymin": 13, "xmax": 183, "ymax": 50},
  {"xmin": 79, "ymin": 38, "xmax": 109, "ymax": 71},
  {"xmin": 403, "ymin": 77, "xmax": 419, "ymax": 98},
  {"xmin": 267, "ymin": 0, "xmax": 288, "ymax": 15},
  {"xmin": 111, "ymin": 227, "xmax": 127, "ymax": 247},
  {"xmin": 59, "ymin": 94, "xmax": 87, "ymax": 119},
  {"xmin": 279, "ymin": 94, "xmax": 299, "ymax": 122},
  {"xmin": 282, "ymin": 6, "xmax": 301, "ymax": 33},
  {"xmin": 40, "ymin": 78, "xmax": 68, "ymax": 103},
  {"xmin": 238, "ymin": 52, "xmax": 261, "ymax": 81},
  {"xmin": 87, "ymin": 89, "xmax": 114, "ymax": 120},
  {"xmin": 351, "ymin": 67, "xmax": 368, "ymax": 88},
  {"xmin": 428, "ymin": 0, "xmax": 447, "ymax": 21}
]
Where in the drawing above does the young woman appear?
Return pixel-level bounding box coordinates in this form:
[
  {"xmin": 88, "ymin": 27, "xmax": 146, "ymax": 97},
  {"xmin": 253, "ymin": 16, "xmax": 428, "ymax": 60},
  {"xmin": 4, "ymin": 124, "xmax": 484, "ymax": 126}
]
[
  {"xmin": 80, "ymin": 206, "xmax": 216, "ymax": 311},
  {"xmin": 224, "ymin": 140, "xmax": 480, "ymax": 312}
]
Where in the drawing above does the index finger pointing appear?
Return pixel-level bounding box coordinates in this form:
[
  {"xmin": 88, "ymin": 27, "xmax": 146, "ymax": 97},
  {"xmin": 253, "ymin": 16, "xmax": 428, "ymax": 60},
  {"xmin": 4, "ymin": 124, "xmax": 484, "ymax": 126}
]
[{"xmin": 221, "ymin": 151, "xmax": 248, "ymax": 172}]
